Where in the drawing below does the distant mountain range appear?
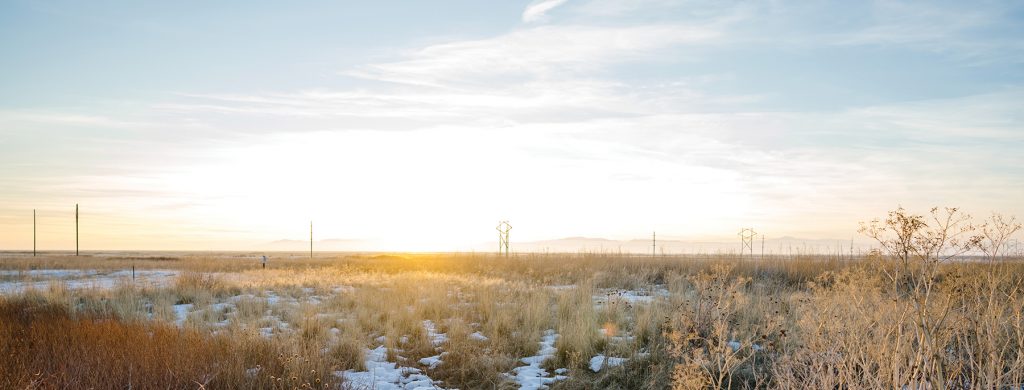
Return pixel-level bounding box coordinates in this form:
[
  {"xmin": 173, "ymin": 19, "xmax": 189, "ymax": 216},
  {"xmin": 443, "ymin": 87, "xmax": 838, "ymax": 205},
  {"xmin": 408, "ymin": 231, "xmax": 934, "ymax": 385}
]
[
  {"xmin": 502, "ymin": 236, "xmax": 870, "ymax": 255},
  {"xmin": 260, "ymin": 236, "xmax": 873, "ymax": 254},
  {"xmin": 262, "ymin": 238, "xmax": 375, "ymax": 252}
]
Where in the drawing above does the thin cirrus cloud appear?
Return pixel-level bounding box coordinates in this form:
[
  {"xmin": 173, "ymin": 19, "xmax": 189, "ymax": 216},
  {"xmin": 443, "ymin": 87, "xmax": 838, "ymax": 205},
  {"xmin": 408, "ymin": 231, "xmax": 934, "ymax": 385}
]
[
  {"xmin": 522, "ymin": 0, "xmax": 571, "ymax": 23},
  {"xmin": 343, "ymin": 24, "xmax": 721, "ymax": 88},
  {"xmin": 0, "ymin": 0, "xmax": 1022, "ymax": 250}
]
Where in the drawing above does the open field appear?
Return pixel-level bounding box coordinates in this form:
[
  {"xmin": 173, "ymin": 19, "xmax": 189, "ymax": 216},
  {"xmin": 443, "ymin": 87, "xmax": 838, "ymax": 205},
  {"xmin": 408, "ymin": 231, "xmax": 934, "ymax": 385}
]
[
  {"xmin": 5, "ymin": 0, "xmax": 1024, "ymax": 388},
  {"xmin": 2, "ymin": 250, "xmax": 1023, "ymax": 389}
]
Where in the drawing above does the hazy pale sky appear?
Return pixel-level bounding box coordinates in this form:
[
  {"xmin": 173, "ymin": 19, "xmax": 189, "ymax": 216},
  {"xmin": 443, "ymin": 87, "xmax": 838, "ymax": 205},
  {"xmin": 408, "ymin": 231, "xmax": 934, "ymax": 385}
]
[{"xmin": 2, "ymin": 0, "xmax": 1022, "ymax": 251}]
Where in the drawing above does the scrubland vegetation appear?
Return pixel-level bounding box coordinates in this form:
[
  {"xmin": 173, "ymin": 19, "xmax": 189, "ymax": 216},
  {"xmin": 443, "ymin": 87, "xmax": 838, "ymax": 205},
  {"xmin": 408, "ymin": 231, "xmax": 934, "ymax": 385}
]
[{"xmin": 1, "ymin": 208, "xmax": 1022, "ymax": 389}]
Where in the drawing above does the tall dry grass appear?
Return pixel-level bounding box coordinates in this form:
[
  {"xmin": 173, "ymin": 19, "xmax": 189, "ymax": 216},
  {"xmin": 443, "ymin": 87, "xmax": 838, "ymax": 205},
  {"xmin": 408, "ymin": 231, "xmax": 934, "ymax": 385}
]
[
  {"xmin": 2, "ymin": 210, "xmax": 1022, "ymax": 389},
  {"xmin": 0, "ymin": 297, "xmax": 340, "ymax": 389}
]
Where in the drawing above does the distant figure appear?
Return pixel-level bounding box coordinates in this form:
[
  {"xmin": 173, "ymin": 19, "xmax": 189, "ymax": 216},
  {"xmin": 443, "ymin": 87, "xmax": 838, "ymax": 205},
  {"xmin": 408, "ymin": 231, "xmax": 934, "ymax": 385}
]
[{"xmin": 261, "ymin": 255, "xmax": 268, "ymax": 269}]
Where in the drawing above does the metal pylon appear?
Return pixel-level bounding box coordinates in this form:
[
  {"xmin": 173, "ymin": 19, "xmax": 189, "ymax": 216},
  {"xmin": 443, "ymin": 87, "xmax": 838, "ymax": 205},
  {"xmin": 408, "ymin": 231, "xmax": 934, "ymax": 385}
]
[
  {"xmin": 738, "ymin": 228, "xmax": 757, "ymax": 257},
  {"xmin": 496, "ymin": 221, "xmax": 511, "ymax": 257}
]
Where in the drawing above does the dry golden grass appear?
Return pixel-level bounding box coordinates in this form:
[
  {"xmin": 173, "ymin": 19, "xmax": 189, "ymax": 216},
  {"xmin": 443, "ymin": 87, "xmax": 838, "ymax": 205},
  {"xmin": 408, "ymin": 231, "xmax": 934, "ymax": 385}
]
[
  {"xmin": 2, "ymin": 244, "xmax": 1023, "ymax": 389},
  {"xmin": 0, "ymin": 297, "xmax": 339, "ymax": 389}
]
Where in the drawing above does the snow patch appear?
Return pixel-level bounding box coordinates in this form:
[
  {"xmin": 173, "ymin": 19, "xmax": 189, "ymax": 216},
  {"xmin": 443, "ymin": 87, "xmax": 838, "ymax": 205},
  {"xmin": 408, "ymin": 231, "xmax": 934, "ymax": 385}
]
[
  {"xmin": 589, "ymin": 354, "xmax": 627, "ymax": 372},
  {"xmin": 173, "ymin": 303, "xmax": 193, "ymax": 326},
  {"xmin": 338, "ymin": 346, "xmax": 443, "ymax": 390},
  {"xmin": 259, "ymin": 327, "xmax": 274, "ymax": 338},
  {"xmin": 0, "ymin": 269, "xmax": 97, "ymax": 278},
  {"xmin": 509, "ymin": 329, "xmax": 567, "ymax": 390},
  {"xmin": 594, "ymin": 286, "xmax": 669, "ymax": 306},
  {"xmin": 0, "ymin": 269, "xmax": 180, "ymax": 294},
  {"xmin": 545, "ymin": 284, "xmax": 576, "ymax": 291},
  {"xmin": 418, "ymin": 353, "xmax": 445, "ymax": 369},
  {"xmin": 726, "ymin": 341, "xmax": 763, "ymax": 352},
  {"xmin": 423, "ymin": 320, "xmax": 447, "ymax": 346}
]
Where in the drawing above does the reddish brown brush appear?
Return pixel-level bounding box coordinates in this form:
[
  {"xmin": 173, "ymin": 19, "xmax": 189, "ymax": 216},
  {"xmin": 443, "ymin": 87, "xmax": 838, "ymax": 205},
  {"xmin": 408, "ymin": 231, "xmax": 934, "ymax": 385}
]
[{"xmin": 0, "ymin": 298, "xmax": 338, "ymax": 389}]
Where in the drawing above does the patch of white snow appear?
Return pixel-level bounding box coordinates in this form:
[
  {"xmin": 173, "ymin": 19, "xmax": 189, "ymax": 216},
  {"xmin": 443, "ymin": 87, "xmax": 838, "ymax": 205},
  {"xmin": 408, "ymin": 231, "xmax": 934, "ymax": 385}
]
[
  {"xmin": 338, "ymin": 346, "xmax": 443, "ymax": 390},
  {"xmin": 509, "ymin": 330, "xmax": 567, "ymax": 390},
  {"xmin": 589, "ymin": 354, "xmax": 627, "ymax": 372}
]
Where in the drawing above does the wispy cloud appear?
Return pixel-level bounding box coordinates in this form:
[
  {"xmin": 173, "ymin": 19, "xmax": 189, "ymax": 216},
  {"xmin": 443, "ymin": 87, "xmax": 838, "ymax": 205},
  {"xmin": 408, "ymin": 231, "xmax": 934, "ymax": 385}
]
[
  {"xmin": 344, "ymin": 24, "xmax": 720, "ymax": 87},
  {"xmin": 522, "ymin": 0, "xmax": 570, "ymax": 23},
  {"xmin": 0, "ymin": 110, "xmax": 151, "ymax": 129},
  {"xmin": 161, "ymin": 21, "xmax": 726, "ymax": 129},
  {"xmin": 2, "ymin": 0, "xmax": 1023, "ymax": 249},
  {"xmin": 831, "ymin": 1, "xmax": 1023, "ymax": 64}
]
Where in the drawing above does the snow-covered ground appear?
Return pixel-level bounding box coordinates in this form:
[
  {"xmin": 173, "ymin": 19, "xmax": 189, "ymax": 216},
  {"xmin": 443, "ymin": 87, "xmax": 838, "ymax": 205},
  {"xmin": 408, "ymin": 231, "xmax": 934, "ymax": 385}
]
[
  {"xmin": 0, "ymin": 269, "xmax": 98, "ymax": 278},
  {"xmin": 593, "ymin": 286, "xmax": 670, "ymax": 306},
  {"xmin": 727, "ymin": 340, "xmax": 764, "ymax": 352},
  {"xmin": 416, "ymin": 320, "xmax": 449, "ymax": 370},
  {"xmin": 423, "ymin": 320, "xmax": 448, "ymax": 346},
  {"xmin": 173, "ymin": 303, "xmax": 194, "ymax": 326},
  {"xmin": 0, "ymin": 269, "xmax": 180, "ymax": 293},
  {"xmin": 339, "ymin": 346, "xmax": 443, "ymax": 390},
  {"xmin": 509, "ymin": 329, "xmax": 567, "ymax": 390},
  {"xmin": 544, "ymin": 284, "xmax": 670, "ymax": 306},
  {"xmin": 589, "ymin": 354, "xmax": 627, "ymax": 372},
  {"xmin": 2, "ymin": 267, "xmax": 673, "ymax": 388}
]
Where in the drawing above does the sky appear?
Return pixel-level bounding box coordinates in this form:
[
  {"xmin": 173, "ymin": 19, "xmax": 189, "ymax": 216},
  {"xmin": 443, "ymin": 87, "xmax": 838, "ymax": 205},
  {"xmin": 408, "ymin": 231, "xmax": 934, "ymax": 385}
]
[{"xmin": 1, "ymin": 0, "xmax": 1023, "ymax": 251}]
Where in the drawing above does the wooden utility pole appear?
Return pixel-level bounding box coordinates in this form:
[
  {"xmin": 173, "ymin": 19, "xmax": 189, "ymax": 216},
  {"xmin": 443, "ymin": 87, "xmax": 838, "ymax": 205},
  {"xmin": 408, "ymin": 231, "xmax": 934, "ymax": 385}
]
[
  {"xmin": 310, "ymin": 221, "xmax": 313, "ymax": 259},
  {"xmin": 33, "ymin": 209, "xmax": 36, "ymax": 257},
  {"xmin": 75, "ymin": 204, "xmax": 79, "ymax": 256},
  {"xmin": 652, "ymin": 231, "xmax": 656, "ymax": 257},
  {"xmin": 850, "ymin": 236, "xmax": 855, "ymax": 260}
]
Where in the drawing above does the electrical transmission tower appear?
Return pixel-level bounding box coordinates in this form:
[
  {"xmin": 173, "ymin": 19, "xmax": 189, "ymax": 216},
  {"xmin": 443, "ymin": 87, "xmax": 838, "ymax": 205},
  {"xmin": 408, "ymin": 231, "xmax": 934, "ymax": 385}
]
[
  {"xmin": 1008, "ymin": 239, "xmax": 1020, "ymax": 258},
  {"xmin": 496, "ymin": 221, "xmax": 511, "ymax": 257},
  {"xmin": 738, "ymin": 228, "xmax": 757, "ymax": 258}
]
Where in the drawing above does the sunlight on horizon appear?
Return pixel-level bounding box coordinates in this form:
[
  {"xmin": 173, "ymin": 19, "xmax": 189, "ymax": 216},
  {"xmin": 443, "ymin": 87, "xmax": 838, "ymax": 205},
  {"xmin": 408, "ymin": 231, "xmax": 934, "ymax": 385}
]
[{"xmin": 1, "ymin": 0, "xmax": 1022, "ymax": 251}]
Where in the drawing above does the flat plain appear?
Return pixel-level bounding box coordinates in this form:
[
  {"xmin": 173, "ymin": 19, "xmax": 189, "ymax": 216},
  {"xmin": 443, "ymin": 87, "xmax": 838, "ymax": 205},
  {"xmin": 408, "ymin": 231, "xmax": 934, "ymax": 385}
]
[{"xmin": 2, "ymin": 242, "xmax": 1023, "ymax": 389}]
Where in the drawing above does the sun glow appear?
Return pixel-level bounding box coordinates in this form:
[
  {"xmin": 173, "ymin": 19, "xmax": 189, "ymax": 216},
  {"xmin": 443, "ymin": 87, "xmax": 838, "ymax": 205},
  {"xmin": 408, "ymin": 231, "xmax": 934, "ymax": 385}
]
[{"xmin": 64, "ymin": 126, "xmax": 748, "ymax": 251}]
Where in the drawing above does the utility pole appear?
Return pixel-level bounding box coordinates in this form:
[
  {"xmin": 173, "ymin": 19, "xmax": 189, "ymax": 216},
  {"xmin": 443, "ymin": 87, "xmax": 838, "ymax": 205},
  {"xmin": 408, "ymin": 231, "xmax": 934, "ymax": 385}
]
[
  {"xmin": 652, "ymin": 231, "xmax": 656, "ymax": 257},
  {"xmin": 310, "ymin": 221, "xmax": 313, "ymax": 259},
  {"xmin": 75, "ymin": 204, "xmax": 79, "ymax": 256},
  {"xmin": 850, "ymin": 236, "xmax": 854, "ymax": 260},
  {"xmin": 33, "ymin": 209, "xmax": 36, "ymax": 257}
]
